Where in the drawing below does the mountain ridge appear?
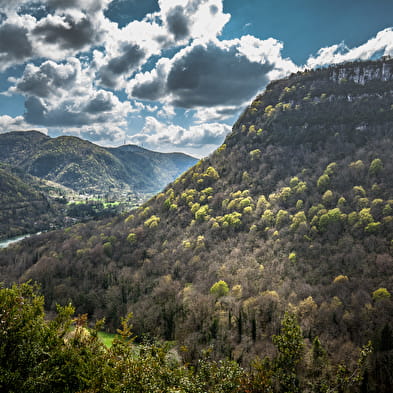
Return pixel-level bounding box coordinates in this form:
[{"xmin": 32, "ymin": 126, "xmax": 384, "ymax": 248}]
[{"xmin": 0, "ymin": 131, "xmax": 197, "ymax": 197}]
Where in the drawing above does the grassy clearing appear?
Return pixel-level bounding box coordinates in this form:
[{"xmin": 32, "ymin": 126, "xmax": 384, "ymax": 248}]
[{"xmin": 98, "ymin": 331, "xmax": 116, "ymax": 348}]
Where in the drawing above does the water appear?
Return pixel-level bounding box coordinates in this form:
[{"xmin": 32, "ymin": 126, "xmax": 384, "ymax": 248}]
[{"xmin": 0, "ymin": 233, "xmax": 40, "ymax": 249}]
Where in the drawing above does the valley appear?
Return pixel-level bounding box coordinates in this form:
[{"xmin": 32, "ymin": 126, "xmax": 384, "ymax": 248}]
[
  {"xmin": 1, "ymin": 58, "xmax": 393, "ymax": 391},
  {"xmin": 0, "ymin": 134, "xmax": 197, "ymax": 239}
]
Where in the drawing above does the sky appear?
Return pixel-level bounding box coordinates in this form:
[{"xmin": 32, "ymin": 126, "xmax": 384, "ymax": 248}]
[{"xmin": 0, "ymin": 0, "xmax": 393, "ymax": 157}]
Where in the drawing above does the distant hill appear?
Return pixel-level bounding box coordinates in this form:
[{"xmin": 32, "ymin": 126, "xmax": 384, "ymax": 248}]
[
  {"xmin": 0, "ymin": 165, "xmax": 65, "ymax": 239},
  {"xmin": 0, "ymin": 131, "xmax": 197, "ymax": 197},
  {"xmin": 2, "ymin": 58, "xmax": 393, "ymax": 390}
]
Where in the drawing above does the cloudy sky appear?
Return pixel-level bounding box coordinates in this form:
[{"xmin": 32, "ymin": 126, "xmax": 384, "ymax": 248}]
[{"xmin": 0, "ymin": 0, "xmax": 393, "ymax": 157}]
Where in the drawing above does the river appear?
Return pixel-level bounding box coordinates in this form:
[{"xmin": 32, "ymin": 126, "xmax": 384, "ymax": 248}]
[{"xmin": 0, "ymin": 233, "xmax": 41, "ymax": 249}]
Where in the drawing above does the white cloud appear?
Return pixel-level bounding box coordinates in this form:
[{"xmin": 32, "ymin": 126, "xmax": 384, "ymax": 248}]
[
  {"xmin": 157, "ymin": 104, "xmax": 175, "ymax": 118},
  {"xmin": 0, "ymin": 114, "xmax": 48, "ymax": 134},
  {"xmin": 0, "ymin": 1, "xmax": 111, "ymax": 70},
  {"xmin": 129, "ymin": 115, "xmax": 230, "ymax": 156},
  {"xmin": 0, "ymin": 14, "xmax": 36, "ymax": 71},
  {"xmin": 128, "ymin": 36, "xmax": 297, "ymax": 114},
  {"xmin": 159, "ymin": 0, "xmax": 230, "ymax": 43},
  {"xmin": 45, "ymin": 0, "xmax": 112, "ymax": 13},
  {"xmin": 61, "ymin": 123, "xmax": 127, "ymax": 146},
  {"xmin": 9, "ymin": 58, "xmax": 132, "ymax": 141},
  {"xmin": 193, "ymin": 105, "xmax": 240, "ymax": 123},
  {"xmin": 93, "ymin": 19, "xmax": 164, "ymax": 89},
  {"xmin": 307, "ymin": 28, "xmax": 393, "ymax": 68}
]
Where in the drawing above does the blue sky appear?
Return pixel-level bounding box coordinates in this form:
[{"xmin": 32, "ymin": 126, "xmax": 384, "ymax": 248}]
[{"xmin": 0, "ymin": 0, "xmax": 392, "ymax": 157}]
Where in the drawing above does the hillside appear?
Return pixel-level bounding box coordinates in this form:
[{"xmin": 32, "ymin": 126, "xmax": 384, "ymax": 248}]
[
  {"xmin": 0, "ymin": 165, "xmax": 66, "ymax": 240},
  {"xmin": 2, "ymin": 58, "xmax": 393, "ymax": 390},
  {"xmin": 0, "ymin": 131, "xmax": 197, "ymax": 198}
]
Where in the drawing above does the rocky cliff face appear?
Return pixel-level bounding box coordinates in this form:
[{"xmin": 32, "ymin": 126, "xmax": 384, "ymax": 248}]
[{"xmin": 329, "ymin": 58, "xmax": 393, "ymax": 84}]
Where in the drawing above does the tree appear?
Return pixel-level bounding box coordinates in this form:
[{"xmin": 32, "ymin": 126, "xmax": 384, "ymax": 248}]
[
  {"xmin": 372, "ymin": 287, "xmax": 391, "ymax": 301},
  {"xmin": 0, "ymin": 282, "xmax": 107, "ymax": 393},
  {"xmin": 317, "ymin": 174, "xmax": 330, "ymax": 192},
  {"xmin": 272, "ymin": 313, "xmax": 304, "ymax": 393},
  {"xmin": 210, "ymin": 280, "xmax": 230, "ymax": 298},
  {"xmin": 369, "ymin": 158, "xmax": 383, "ymax": 176}
]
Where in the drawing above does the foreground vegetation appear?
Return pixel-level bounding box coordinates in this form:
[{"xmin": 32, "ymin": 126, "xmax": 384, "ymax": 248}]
[{"xmin": 0, "ymin": 283, "xmax": 372, "ymax": 393}]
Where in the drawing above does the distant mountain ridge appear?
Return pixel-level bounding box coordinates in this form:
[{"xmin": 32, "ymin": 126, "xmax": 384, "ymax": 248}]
[{"xmin": 0, "ymin": 131, "xmax": 197, "ymax": 197}]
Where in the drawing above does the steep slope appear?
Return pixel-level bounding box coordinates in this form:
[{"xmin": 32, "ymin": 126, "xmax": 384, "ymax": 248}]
[
  {"xmin": 0, "ymin": 132, "xmax": 197, "ymax": 196},
  {"xmin": 2, "ymin": 58, "xmax": 393, "ymax": 386},
  {"xmin": 107, "ymin": 144, "xmax": 199, "ymax": 192},
  {"xmin": 0, "ymin": 165, "xmax": 65, "ymax": 240}
]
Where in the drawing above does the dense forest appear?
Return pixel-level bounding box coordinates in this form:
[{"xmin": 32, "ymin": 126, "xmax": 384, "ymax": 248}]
[
  {"xmin": 0, "ymin": 164, "xmax": 67, "ymax": 239},
  {"xmin": 0, "ymin": 282, "xmax": 371, "ymax": 392},
  {"xmin": 2, "ymin": 58, "xmax": 393, "ymax": 391}
]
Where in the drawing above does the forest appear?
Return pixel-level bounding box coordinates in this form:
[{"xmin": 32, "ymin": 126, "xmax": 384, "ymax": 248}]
[
  {"xmin": 0, "ymin": 282, "xmax": 371, "ymax": 392},
  {"xmin": 1, "ymin": 58, "xmax": 393, "ymax": 391}
]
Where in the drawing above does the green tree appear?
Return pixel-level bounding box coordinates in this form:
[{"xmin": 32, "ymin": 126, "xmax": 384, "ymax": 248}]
[
  {"xmin": 372, "ymin": 287, "xmax": 391, "ymax": 301},
  {"xmin": 317, "ymin": 174, "xmax": 330, "ymax": 192},
  {"xmin": 369, "ymin": 158, "xmax": 383, "ymax": 176},
  {"xmin": 210, "ymin": 280, "xmax": 230, "ymax": 298},
  {"xmin": 272, "ymin": 313, "xmax": 304, "ymax": 393}
]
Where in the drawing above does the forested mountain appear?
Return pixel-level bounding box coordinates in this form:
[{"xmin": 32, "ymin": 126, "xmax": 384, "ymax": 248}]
[
  {"xmin": 0, "ymin": 165, "xmax": 66, "ymax": 240},
  {"xmin": 2, "ymin": 58, "xmax": 393, "ymax": 390},
  {"xmin": 0, "ymin": 131, "xmax": 197, "ymax": 197}
]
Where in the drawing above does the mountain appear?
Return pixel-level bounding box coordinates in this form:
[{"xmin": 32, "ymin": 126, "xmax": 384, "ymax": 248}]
[
  {"xmin": 0, "ymin": 131, "xmax": 197, "ymax": 197},
  {"xmin": 0, "ymin": 165, "xmax": 66, "ymax": 240},
  {"xmin": 2, "ymin": 58, "xmax": 393, "ymax": 389}
]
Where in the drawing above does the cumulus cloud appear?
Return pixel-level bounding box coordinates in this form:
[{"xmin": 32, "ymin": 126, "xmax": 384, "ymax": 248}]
[
  {"xmin": 159, "ymin": 0, "xmax": 230, "ymax": 43},
  {"xmin": 3, "ymin": 0, "xmax": 392, "ymax": 157},
  {"xmin": 0, "ymin": 23, "xmax": 32, "ymax": 60},
  {"xmin": 307, "ymin": 28, "xmax": 393, "ymax": 68},
  {"xmin": 0, "ymin": 0, "xmax": 30, "ymax": 12},
  {"xmin": 166, "ymin": 5, "xmax": 190, "ymax": 41},
  {"xmin": 32, "ymin": 11, "xmax": 104, "ymax": 55},
  {"xmin": 61, "ymin": 123, "xmax": 127, "ymax": 146},
  {"xmin": 0, "ymin": 114, "xmax": 48, "ymax": 134},
  {"xmin": 130, "ymin": 116, "xmax": 230, "ymax": 154},
  {"xmin": 97, "ymin": 42, "xmax": 147, "ymax": 88},
  {"xmin": 11, "ymin": 59, "xmax": 78, "ymax": 98},
  {"xmin": 94, "ymin": 17, "xmax": 165, "ymax": 89},
  {"xmin": 0, "ymin": 15, "xmax": 35, "ymax": 71},
  {"xmin": 157, "ymin": 104, "xmax": 175, "ymax": 118},
  {"xmin": 45, "ymin": 0, "xmax": 111, "ymax": 13},
  {"xmin": 193, "ymin": 105, "xmax": 241, "ymax": 123},
  {"xmin": 94, "ymin": 0, "xmax": 231, "ymax": 90},
  {"xmin": 128, "ymin": 58, "xmax": 171, "ymax": 100},
  {"xmin": 0, "ymin": 0, "xmax": 112, "ymax": 70},
  {"xmin": 128, "ymin": 36, "xmax": 297, "ymax": 111},
  {"xmin": 10, "ymin": 58, "xmax": 131, "ymax": 137}
]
